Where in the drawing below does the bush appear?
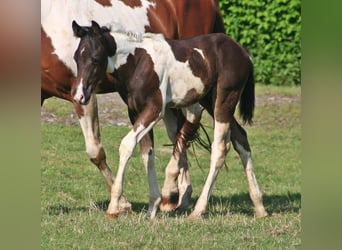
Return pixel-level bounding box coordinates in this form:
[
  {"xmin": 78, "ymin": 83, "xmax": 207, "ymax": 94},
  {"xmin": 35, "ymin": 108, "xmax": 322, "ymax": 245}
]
[{"xmin": 219, "ymin": 0, "xmax": 301, "ymax": 85}]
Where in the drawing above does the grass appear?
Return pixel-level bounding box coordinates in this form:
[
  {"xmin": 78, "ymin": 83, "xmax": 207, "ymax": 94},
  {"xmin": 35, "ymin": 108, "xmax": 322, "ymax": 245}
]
[{"xmin": 41, "ymin": 85, "xmax": 301, "ymax": 249}]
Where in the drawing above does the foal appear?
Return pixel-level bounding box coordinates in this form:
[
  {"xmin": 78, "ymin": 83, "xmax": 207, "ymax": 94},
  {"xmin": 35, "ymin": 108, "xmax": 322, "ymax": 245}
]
[{"xmin": 72, "ymin": 20, "xmax": 268, "ymax": 219}]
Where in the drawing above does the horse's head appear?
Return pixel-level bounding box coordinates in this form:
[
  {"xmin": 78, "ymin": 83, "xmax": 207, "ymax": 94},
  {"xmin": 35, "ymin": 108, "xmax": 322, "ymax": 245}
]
[{"xmin": 72, "ymin": 20, "xmax": 116, "ymax": 105}]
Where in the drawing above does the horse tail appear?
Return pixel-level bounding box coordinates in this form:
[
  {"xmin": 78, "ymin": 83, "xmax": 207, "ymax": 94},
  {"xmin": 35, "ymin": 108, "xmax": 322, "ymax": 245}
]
[
  {"xmin": 212, "ymin": 1, "xmax": 226, "ymax": 34},
  {"xmin": 239, "ymin": 60, "xmax": 255, "ymax": 125}
]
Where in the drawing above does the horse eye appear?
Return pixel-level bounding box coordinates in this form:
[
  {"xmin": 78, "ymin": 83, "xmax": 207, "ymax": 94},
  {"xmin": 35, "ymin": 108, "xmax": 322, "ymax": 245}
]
[{"xmin": 91, "ymin": 58, "xmax": 100, "ymax": 65}]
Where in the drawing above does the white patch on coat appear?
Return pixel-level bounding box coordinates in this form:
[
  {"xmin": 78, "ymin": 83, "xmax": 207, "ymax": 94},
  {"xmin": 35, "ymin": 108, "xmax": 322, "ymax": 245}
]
[
  {"xmin": 106, "ymin": 57, "xmax": 115, "ymax": 73},
  {"xmin": 182, "ymin": 103, "xmax": 204, "ymax": 124},
  {"xmin": 194, "ymin": 48, "xmax": 205, "ymax": 59},
  {"xmin": 73, "ymin": 79, "xmax": 84, "ymax": 102},
  {"xmin": 80, "ymin": 47, "xmax": 86, "ymax": 56},
  {"xmin": 41, "ymin": 0, "xmax": 154, "ymax": 74}
]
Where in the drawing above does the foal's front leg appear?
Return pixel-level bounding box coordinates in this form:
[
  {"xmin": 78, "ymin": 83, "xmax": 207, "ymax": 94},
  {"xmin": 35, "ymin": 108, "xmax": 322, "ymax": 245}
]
[{"xmin": 107, "ymin": 117, "xmax": 161, "ymax": 219}]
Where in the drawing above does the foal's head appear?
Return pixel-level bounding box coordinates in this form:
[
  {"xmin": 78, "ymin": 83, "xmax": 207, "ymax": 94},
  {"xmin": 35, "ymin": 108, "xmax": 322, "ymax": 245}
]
[{"xmin": 72, "ymin": 20, "xmax": 116, "ymax": 104}]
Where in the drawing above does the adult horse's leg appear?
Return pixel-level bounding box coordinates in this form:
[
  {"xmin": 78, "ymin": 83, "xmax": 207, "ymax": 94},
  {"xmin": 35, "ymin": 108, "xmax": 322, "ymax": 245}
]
[
  {"xmin": 230, "ymin": 119, "xmax": 268, "ymax": 218},
  {"xmin": 160, "ymin": 109, "xmax": 194, "ymax": 211},
  {"xmin": 75, "ymin": 93, "xmax": 132, "ymax": 213}
]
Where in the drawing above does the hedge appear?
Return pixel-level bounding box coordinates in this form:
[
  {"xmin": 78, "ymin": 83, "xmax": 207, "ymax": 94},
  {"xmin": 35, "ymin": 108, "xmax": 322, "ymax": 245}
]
[{"xmin": 218, "ymin": 0, "xmax": 301, "ymax": 85}]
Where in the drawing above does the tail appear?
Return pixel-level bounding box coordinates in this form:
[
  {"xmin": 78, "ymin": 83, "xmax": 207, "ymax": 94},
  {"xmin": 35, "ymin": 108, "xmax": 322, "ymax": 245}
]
[
  {"xmin": 239, "ymin": 62, "xmax": 255, "ymax": 125},
  {"xmin": 212, "ymin": 0, "xmax": 226, "ymax": 34}
]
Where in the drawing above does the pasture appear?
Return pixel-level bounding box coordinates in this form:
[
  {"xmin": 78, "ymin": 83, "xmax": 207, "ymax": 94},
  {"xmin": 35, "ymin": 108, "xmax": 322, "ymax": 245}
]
[{"xmin": 41, "ymin": 85, "xmax": 301, "ymax": 249}]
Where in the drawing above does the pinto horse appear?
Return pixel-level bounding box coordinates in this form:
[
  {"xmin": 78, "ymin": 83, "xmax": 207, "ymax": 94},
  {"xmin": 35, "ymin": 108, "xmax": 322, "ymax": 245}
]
[
  {"xmin": 72, "ymin": 20, "xmax": 268, "ymax": 218},
  {"xmin": 41, "ymin": 0, "xmax": 225, "ymax": 212}
]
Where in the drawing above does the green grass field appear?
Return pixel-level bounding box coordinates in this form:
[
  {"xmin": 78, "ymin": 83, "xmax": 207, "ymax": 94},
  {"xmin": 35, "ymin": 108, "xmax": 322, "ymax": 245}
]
[{"xmin": 41, "ymin": 85, "xmax": 301, "ymax": 249}]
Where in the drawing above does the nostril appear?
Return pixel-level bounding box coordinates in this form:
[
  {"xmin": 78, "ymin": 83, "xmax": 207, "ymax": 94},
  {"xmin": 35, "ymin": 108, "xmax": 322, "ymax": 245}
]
[
  {"xmin": 73, "ymin": 88, "xmax": 85, "ymax": 103},
  {"xmin": 79, "ymin": 94, "xmax": 85, "ymax": 103}
]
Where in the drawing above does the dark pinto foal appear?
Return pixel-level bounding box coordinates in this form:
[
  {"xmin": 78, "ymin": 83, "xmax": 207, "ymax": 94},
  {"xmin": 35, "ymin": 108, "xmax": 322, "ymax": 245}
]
[{"xmin": 72, "ymin": 20, "xmax": 268, "ymax": 219}]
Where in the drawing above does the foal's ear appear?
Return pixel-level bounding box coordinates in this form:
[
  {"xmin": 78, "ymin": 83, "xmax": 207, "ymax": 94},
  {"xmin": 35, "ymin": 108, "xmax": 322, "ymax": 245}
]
[
  {"xmin": 72, "ymin": 20, "xmax": 87, "ymax": 38},
  {"xmin": 91, "ymin": 20, "xmax": 102, "ymax": 36},
  {"xmin": 91, "ymin": 20, "xmax": 116, "ymax": 56},
  {"xmin": 103, "ymin": 33, "xmax": 117, "ymax": 57}
]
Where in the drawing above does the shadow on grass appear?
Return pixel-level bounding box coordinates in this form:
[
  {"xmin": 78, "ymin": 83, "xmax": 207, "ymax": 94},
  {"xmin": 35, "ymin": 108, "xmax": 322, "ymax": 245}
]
[
  {"xmin": 207, "ymin": 192, "xmax": 301, "ymax": 216},
  {"xmin": 46, "ymin": 192, "xmax": 301, "ymax": 217},
  {"xmin": 46, "ymin": 205, "xmax": 89, "ymax": 215},
  {"xmin": 46, "ymin": 200, "xmax": 149, "ymax": 216}
]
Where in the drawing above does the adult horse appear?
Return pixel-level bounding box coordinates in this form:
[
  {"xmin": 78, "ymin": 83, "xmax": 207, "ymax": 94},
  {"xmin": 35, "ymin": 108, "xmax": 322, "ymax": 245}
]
[
  {"xmin": 41, "ymin": 0, "xmax": 225, "ymax": 212},
  {"xmin": 72, "ymin": 20, "xmax": 268, "ymax": 218}
]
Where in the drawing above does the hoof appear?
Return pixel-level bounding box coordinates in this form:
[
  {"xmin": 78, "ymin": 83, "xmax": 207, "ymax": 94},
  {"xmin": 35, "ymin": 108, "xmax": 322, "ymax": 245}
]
[
  {"xmin": 188, "ymin": 211, "xmax": 203, "ymax": 220},
  {"xmin": 160, "ymin": 202, "xmax": 177, "ymax": 212},
  {"xmin": 118, "ymin": 196, "xmax": 132, "ymax": 214},
  {"xmin": 177, "ymin": 185, "xmax": 192, "ymax": 211},
  {"xmin": 160, "ymin": 193, "xmax": 179, "ymax": 212},
  {"xmin": 107, "ymin": 213, "xmax": 119, "ymax": 219},
  {"xmin": 255, "ymin": 209, "xmax": 268, "ymax": 218}
]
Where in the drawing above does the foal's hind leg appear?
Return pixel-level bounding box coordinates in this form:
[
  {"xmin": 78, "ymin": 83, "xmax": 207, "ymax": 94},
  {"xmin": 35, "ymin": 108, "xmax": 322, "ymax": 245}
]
[
  {"xmin": 75, "ymin": 94, "xmax": 131, "ymax": 213},
  {"xmin": 230, "ymin": 118, "xmax": 268, "ymax": 218},
  {"xmin": 160, "ymin": 109, "xmax": 193, "ymax": 211},
  {"xmin": 139, "ymin": 131, "xmax": 161, "ymax": 218},
  {"xmin": 160, "ymin": 109, "xmax": 180, "ymax": 211},
  {"xmin": 189, "ymin": 119, "xmax": 231, "ymax": 218}
]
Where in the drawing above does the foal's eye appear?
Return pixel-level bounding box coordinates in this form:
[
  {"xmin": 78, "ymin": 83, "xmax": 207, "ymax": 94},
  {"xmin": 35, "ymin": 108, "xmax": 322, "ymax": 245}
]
[{"xmin": 91, "ymin": 58, "xmax": 101, "ymax": 65}]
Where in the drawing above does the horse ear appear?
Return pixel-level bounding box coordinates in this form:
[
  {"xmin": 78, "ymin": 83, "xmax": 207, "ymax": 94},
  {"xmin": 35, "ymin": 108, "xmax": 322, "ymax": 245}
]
[
  {"xmin": 103, "ymin": 33, "xmax": 117, "ymax": 57},
  {"xmin": 91, "ymin": 20, "xmax": 102, "ymax": 35},
  {"xmin": 91, "ymin": 20, "xmax": 116, "ymax": 56},
  {"xmin": 72, "ymin": 20, "xmax": 87, "ymax": 37}
]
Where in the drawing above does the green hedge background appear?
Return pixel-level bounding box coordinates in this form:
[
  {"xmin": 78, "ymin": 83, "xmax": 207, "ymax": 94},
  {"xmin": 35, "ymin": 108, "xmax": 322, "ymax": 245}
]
[{"xmin": 218, "ymin": 0, "xmax": 301, "ymax": 85}]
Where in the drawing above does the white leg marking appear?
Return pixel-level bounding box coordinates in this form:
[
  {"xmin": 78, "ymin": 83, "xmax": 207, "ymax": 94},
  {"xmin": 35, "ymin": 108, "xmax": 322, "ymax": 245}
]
[
  {"xmin": 162, "ymin": 157, "xmax": 179, "ymax": 188},
  {"xmin": 176, "ymin": 160, "xmax": 192, "ymax": 210},
  {"xmin": 108, "ymin": 120, "xmax": 160, "ymax": 216},
  {"xmin": 234, "ymin": 141, "xmax": 268, "ymax": 217},
  {"xmin": 142, "ymin": 148, "xmax": 161, "ymax": 218},
  {"xmin": 160, "ymin": 109, "xmax": 181, "ymax": 210}
]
